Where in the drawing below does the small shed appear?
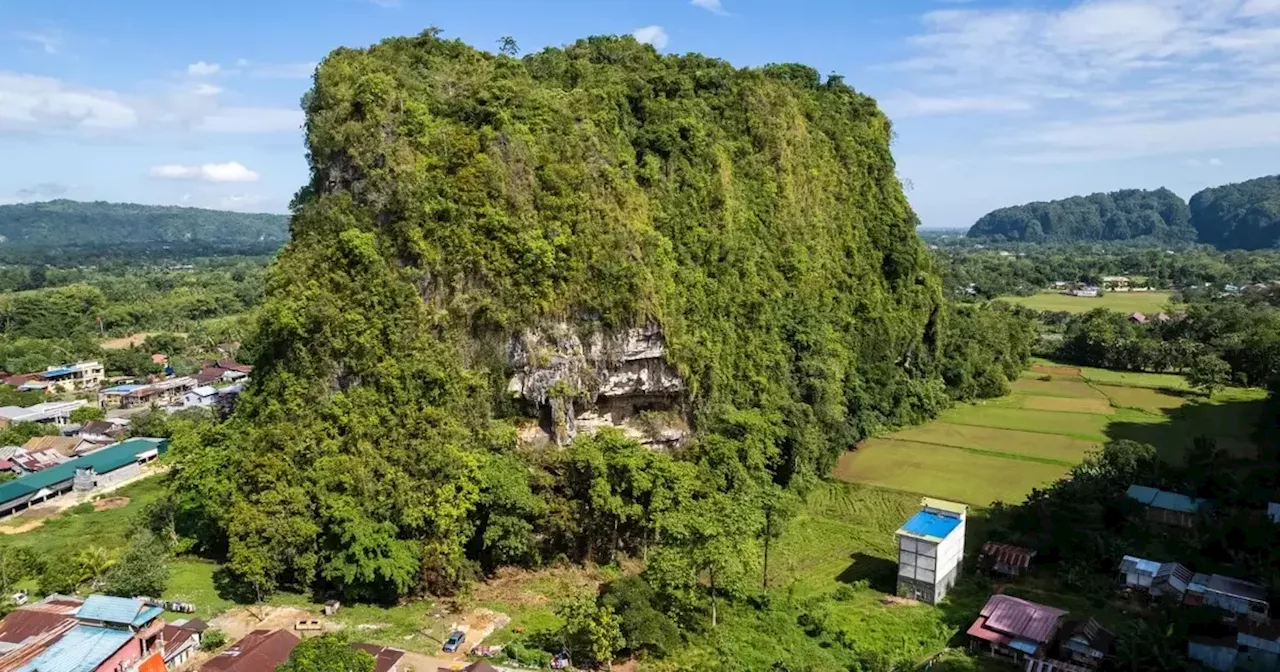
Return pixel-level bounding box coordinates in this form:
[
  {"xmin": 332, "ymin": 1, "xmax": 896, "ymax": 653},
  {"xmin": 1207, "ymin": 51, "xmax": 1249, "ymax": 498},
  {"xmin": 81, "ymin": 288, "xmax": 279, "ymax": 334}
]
[
  {"xmin": 1119, "ymin": 555, "xmax": 1162, "ymax": 590},
  {"xmin": 1188, "ymin": 634, "xmax": 1239, "ymax": 672},
  {"xmin": 1059, "ymin": 618, "xmax": 1114, "ymax": 669},
  {"xmin": 1151, "ymin": 562, "xmax": 1193, "ymax": 600},
  {"xmin": 1238, "ymin": 620, "xmax": 1280, "ymax": 670},
  {"xmin": 981, "ymin": 542, "xmax": 1037, "ymax": 577},
  {"xmin": 1128, "ymin": 312, "xmax": 1147, "ymax": 323},
  {"xmin": 323, "ymin": 600, "xmax": 341, "ymax": 616}
]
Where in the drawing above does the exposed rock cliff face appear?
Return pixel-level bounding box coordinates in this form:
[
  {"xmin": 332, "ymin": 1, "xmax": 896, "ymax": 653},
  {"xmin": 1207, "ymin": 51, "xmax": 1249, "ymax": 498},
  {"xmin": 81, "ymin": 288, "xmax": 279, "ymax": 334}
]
[{"xmin": 506, "ymin": 322, "xmax": 686, "ymax": 445}]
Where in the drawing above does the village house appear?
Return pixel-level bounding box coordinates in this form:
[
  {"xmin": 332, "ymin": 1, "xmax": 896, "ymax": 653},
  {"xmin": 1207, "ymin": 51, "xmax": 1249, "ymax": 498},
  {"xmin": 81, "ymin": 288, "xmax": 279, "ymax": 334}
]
[
  {"xmin": 1101, "ymin": 276, "xmax": 1131, "ymax": 290},
  {"xmin": 77, "ymin": 420, "xmax": 129, "ymax": 444},
  {"xmin": 1119, "ymin": 555, "xmax": 1195, "ymax": 601},
  {"xmin": 1189, "ymin": 620, "xmax": 1280, "ymax": 671},
  {"xmin": 215, "ymin": 382, "xmax": 245, "ymax": 416},
  {"xmin": 1125, "ymin": 484, "xmax": 1205, "ymax": 528},
  {"xmin": 101, "ymin": 377, "xmax": 197, "ymax": 409},
  {"xmin": 0, "ymin": 400, "xmax": 89, "ymax": 428},
  {"xmin": 1186, "ymin": 573, "xmax": 1270, "ymax": 622},
  {"xmin": 967, "ymin": 594, "xmax": 1067, "ymax": 663},
  {"xmin": 0, "ymin": 438, "xmax": 167, "ymax": 519},
  {"xmin": 1069, "ymin": 286, "xmax": 1100, "ymax": 298},
  {"xmin": 1128, "ymin": 312, "xmax": 1147, "ymax": 324},
  {"xmin": 37, "ymin": 361, "xmax": 105, "ymax": 393},
  {"xmin": 159, "ymin": 619, "xmax": 207, "ymax": 669},
  {"xmin": 895, "ymin": 498, "xmax": 968, "ymax": 605},
  {"xmin": 202, "ymin": 629, "xmax": 301, "ymax": 672},
  {"xmin": 979, "ymin": 542, "xmax": 1037, "ymax": 578},
  {"xmin": 182, "ymin": 386, "xmax": 219, "ymax": 409},
  {"xmin": 12, "ymin": 594, "xmax": 166, "ymax": 672},
  {"xmin": 353, "ymin": 643, "xmax": 407, "ymax": 672},
  {"xmin": 21, "ymin": 435, "xmax": 97, "ymax": 460}
]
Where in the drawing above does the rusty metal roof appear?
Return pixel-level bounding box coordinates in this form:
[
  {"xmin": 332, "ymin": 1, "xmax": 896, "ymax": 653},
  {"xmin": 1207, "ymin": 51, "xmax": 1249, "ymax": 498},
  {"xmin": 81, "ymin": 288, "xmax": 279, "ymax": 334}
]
[
  {"xmin": 981, "ymin": 542, "xmax": 1037, "ymax": 569},
  {"xmin": 980, "ymin": 594, "xmax": 1067, "ymax": 645}
]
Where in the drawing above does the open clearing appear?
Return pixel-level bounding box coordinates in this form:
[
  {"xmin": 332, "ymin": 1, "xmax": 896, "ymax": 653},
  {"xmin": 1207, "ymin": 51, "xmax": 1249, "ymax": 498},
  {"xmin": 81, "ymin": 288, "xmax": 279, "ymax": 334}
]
[
  {"xmin": 836, "ymin": 362, "xmax": 1266, "ymax": 505},
  {"xmin": 998, "ymin": 290, "xmax": 1176, "ymax": 314}
]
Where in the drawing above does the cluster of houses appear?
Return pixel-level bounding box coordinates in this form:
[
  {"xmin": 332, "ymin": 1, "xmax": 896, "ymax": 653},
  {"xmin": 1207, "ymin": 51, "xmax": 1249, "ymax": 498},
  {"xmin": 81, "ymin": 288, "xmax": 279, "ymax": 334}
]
[
  {"xmin": 0, "ymin": 438, "xmax": 167, "ymax": 519},
  {"xmin": 895, "ymin": 485, "xmax": 1280, "ymax": 672},
  {"xmin": 0, "ymin": 593, "xmax": 437, "ymax": 672},
  {"xmin": 1, "ymin": 359, "xmax": 249, "ymax": 416}
]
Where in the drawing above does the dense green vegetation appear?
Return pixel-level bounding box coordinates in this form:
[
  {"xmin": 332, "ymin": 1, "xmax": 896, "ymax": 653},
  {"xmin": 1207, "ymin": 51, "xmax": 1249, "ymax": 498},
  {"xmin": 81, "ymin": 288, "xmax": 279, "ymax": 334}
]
[
  {"xmin": 1189, "ymin": 174, "xmax": 1280, "ymax": 250},
  {"xmin": 0, "ymin": 200, "xmax": 288, "ymax": 257},
  {"xmin": 155, "ymin": 31, "xmax": 1030, "ymax": 666},
  {"xmin": 967, "ymin": 188, "xmax": 1193, "ymax": 243},
  {"xmin": 935, "ymin": 244, "xmax": 1280, "ymax": 299}
]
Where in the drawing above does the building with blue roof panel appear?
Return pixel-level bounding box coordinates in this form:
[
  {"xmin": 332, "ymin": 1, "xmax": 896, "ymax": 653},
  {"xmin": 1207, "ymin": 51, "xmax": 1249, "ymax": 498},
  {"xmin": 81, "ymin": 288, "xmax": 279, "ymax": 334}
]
[
  {"xmin": 896, "ymin": 497, "xmax": 968, "ymax": 605},
  {"xmin": 1127, "ymin": 484, "xmax": 1205, "ymax": 528}
]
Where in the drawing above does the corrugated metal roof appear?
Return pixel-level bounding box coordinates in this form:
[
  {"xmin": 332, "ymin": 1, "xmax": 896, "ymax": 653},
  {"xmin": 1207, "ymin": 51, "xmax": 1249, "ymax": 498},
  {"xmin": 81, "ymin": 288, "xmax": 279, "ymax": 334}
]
[
  {"xmin": 1207, "ymin": 574, "xmax": 1268, "ymax": 602},
  {"xmin": 1150, "ymin": 490, "xmax": 1202, "ymax": 513},
  {"xmin": 76, "ymin": 595, "xmax": 145, "ymax": 625},
  {"xmin": 981, "ymin": 542, "xmax": 1036, "ymax": 569},
  {"xmin": 980, "ymin": 594, "xmax": 1067, "ymax": 645},
  {"xmin": 40, "ymin": 368, "xmax": 75, "ymax": 379},
  {"xmin": 1120, "ymin": 555, "xmax": 1162, "ymax": 575},
  {"xmin": 17, "ymin": 625, "xmax": 131, "ymax": 672},
  {"xmin": 898, "ymin": 510, "xmax": 962, "ymax": 541},
  {"xmin": 0, "ymin": 438, "xmax": 167, "ymax": 505},
  {"xmin": 1125, "ymin": 485, "xmax": 1160, "ymax": 504}
]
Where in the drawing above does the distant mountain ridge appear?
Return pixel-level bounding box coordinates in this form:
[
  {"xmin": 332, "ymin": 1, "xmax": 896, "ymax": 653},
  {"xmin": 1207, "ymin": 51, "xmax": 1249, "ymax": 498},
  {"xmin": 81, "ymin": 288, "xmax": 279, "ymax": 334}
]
[
  {"xmin": 966, "ymin": 188, "xmax": 1195, "ymax": 244},
  {"xmin": 0, "ymin": 200, "xmax": 290, "ymax": 250},
  {"xmin": 967, "ymin": 175, "xmax": 1280, "ymax": 250}
]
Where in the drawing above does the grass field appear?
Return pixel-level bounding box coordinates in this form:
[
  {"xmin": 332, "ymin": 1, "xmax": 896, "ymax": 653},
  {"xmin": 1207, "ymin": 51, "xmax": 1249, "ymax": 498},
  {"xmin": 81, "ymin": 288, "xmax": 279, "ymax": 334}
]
[
  {"xmin": 836, "ymin": 362, "xmax": 1267, "ymax": 506},
  {"xmin": 998, "ymin": 290, "xmax": 1176, "ymax": 314}
]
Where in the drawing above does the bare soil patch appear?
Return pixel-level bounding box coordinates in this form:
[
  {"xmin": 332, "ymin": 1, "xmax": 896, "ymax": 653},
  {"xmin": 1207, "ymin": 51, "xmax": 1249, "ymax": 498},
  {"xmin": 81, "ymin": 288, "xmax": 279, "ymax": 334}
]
[
  {"xmin": 94, "ymin": 497, "xmax": 130, "ymax": 512},
  {"xmin": 209, "ymin": 605, "xmax": 335, "ymax": 642},
  {"xmin": 0, "ymin": 506, "xmax": 61, "ymax": 534},
  {"xmin": 881, "ymin": 595, "xmax": 920, "ymax": 607}
]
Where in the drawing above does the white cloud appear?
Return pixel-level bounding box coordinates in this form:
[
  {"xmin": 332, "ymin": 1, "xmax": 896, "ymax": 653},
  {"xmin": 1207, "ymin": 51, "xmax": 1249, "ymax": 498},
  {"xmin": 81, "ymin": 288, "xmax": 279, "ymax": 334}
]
[
  {"xmin": 691, "ymin": 0, "xmax": 727, "ymax": 15},
  {"xmin": 193, "ymin": 107, "xmax": 302, "ymax": 133},
  {"xmin": 186, "ymin": 61, "xmax": 221, "ymax": 77},
  {"xmin": 892, "ymin": 0, "xmax": 1280, "ymax": 162},
  {"xmin": 1209, "ymin": 157, "xmax": 1224, "ymax": 166},
  {"xmin": 248, "ymin": 62, "xmax": 317, "ymax": 80},
  {"xmin": 149, "ymin": 161, "xmax": 261, "ymax": 183},
  {"xmin": 0, "ymin": 71, "xmax": 299, "ymax": 137},
  {"xmin": 633, "ymin": 25, "xmax": 669, "ymax": 49},
  {"xmin": 15, "ymin": 30, "xmax": 63, "ymax": 55},
  {"xmin": 0, "ymin": 72, "xmax": 138, "ymax": 130}
]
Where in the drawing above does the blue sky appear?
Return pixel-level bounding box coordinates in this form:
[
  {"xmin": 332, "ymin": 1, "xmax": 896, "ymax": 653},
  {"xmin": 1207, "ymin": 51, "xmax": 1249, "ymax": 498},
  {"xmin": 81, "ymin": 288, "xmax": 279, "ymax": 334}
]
[{"xmin": 3, "ymin": 0, "xmax": 1279, "ymax": 227}]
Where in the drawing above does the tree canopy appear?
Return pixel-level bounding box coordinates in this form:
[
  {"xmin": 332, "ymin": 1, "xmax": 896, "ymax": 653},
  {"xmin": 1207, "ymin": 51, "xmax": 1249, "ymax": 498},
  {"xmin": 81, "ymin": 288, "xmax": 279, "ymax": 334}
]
[
  {"xmin": 1189, "ymin": 174, "xmax": 1280, "ymax": 250},
  {"xmin": 161, "ymin": 30, "xmax": 1028, "ymax": 602},
  {"xmin": 967, "ymin": 188, "xmax": 1194, "ymax": 243}
]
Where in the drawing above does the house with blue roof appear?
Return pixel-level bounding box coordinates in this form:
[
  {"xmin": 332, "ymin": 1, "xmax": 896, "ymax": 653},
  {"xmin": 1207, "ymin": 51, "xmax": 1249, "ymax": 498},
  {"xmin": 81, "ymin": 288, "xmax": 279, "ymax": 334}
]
[
  {"xmin": 896, "ymin": 497, "xmax": 968, "ymax": 605},
  {"xmin": 17, "ymin": 595, "xmax": 165, "ymax": 672},
  {"xmin": 37, "ymin": 361, "xmax": 104, "ymax": 394},
  {"xmin": 1125, "ymin": 484, "xmax": 1206, "ymax": 528}
]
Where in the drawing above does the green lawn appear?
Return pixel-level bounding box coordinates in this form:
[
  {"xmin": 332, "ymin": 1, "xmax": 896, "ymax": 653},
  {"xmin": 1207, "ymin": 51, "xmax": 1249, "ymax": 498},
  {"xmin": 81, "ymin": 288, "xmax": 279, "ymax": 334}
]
[
  {"xmin": 938, "ymin": 405, "xmax": 1111, "ymax": 441},
  {"xmin": 887, "ymin": 423, "xmax": 1097, "ymax": 465},
  {"xmin": 999, "ymin": 290, "xmax": 1175, "ymax": 314}
]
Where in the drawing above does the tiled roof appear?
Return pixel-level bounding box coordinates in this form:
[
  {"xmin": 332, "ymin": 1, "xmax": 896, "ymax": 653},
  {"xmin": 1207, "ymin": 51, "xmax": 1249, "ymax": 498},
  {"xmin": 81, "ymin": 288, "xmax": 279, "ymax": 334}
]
[{"xmin": 979, "ymin": 594, "xmax": 1067, "ymax": 645}]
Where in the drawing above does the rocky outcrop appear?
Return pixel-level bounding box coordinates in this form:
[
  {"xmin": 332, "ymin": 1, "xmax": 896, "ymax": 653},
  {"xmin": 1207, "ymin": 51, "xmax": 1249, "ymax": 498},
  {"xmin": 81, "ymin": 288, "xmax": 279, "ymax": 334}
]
[{"xmin": 506, "ymin": 322, "xmax": 686, "ymax": 445}]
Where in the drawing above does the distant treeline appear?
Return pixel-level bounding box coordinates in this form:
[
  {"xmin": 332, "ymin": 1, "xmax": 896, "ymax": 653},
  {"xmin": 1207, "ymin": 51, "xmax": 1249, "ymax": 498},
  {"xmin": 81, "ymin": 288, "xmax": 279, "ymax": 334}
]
[
  {"xmin": 967, "ymin": 175, "xmax": 1280, "ymax": 250},
  {"xmin": 0, "ymin": 200, "xmax": 290, "ymax": 258}
]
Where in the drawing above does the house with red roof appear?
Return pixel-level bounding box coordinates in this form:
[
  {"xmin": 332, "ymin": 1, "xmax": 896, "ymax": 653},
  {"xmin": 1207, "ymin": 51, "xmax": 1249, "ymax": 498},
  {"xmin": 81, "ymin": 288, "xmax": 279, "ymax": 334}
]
[{"xmin": 967, "ymin": 594, "xmax": 1067, "ymax": 663}]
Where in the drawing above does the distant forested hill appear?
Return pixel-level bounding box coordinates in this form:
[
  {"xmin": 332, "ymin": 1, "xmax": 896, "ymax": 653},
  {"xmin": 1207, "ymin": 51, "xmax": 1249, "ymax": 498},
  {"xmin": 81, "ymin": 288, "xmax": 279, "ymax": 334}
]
[
  {"xmin": 0, "ymin": 200, "xmax": 289, "ymax": 256},
  {"xmin": 1190, "ymin": 175, "xmax": 1280, "ymax": 251},
  {"xmin": 967, "ymin": 188, "xmax": 1195, "ymax": 243}
]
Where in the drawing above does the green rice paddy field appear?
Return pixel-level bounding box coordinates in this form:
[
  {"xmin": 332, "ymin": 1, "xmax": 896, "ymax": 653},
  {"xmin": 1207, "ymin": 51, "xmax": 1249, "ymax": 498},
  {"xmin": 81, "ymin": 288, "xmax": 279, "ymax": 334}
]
[
  {"xmin": 998, "ymin": 290, "xmax": 1176, "ymax": 314},
  {"xmin": 834, "ymin": 362, "xmax": 1267, "ymax": 506}
]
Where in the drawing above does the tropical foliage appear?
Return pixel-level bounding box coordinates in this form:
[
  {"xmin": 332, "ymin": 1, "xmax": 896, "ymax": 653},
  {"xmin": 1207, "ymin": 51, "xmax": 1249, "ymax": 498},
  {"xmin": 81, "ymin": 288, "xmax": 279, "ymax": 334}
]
[
  {"xmin": 967, "ymin": 188, "xmax": 1194, "ymax": 243},
  {"xmin": 1189, "ymin": 174, "xmax": 1280, "ymax": 250}
]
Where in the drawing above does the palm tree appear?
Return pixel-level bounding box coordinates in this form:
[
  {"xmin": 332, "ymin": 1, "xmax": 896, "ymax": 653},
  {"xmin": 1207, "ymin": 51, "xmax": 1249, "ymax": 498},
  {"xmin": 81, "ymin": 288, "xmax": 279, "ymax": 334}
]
[{"xmin": 76, "ymin": 546, "xmax": 118, "ymax": 589}]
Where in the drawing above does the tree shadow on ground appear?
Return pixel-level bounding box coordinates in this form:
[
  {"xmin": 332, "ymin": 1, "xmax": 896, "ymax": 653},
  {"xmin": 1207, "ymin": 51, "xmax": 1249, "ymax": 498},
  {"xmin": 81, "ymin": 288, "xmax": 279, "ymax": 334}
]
[
  {"xmin": 1105, "ymin": 396, "xmax": 1268, "ymax": 463},
  {"xmin": 835, "ymin": 552, "xmax": 897, "ymax": 593}
]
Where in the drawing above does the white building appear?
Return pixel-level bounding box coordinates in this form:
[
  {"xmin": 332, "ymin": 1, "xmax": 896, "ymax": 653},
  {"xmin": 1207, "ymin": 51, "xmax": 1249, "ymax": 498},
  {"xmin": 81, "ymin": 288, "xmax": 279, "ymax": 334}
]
[
  {"xmin": 896, "ymin": 497, "xmax": 968, "ymax": 605},
  {"xmin": 39, "ymin": 361, "xmax": 105, "ymax": 393},
  {"xmin": 0, "ymin": 400, "xmax": 89, "ymax": 428},
  {"xmin": 182, "ymin": 386, "xmax": 218, "ymax": 409}
]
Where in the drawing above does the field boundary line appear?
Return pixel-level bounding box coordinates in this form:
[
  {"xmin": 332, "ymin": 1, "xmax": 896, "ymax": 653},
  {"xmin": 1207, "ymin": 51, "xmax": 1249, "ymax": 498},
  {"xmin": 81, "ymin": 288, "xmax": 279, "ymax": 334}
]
[
  {"xmin": 874, "ymin": 437, "xmax": 1077, "ymax": 467},
  {"xmin": 936, "ymin": 418, "xmax": 1106, "ymax": 443}
]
